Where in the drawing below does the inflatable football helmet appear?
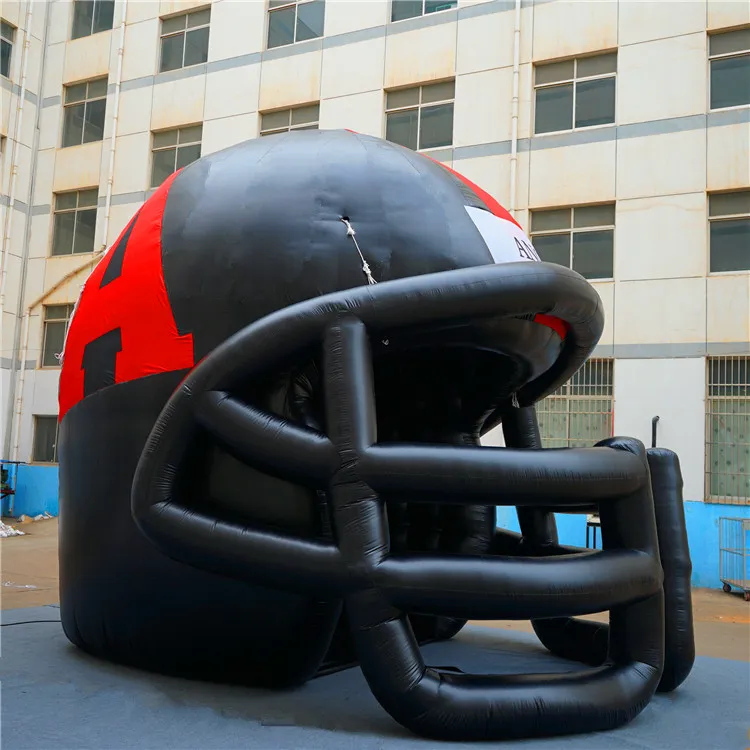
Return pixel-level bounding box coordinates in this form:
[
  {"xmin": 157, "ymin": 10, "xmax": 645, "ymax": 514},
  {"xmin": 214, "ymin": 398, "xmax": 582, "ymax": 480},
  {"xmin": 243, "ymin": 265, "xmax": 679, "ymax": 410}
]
[{"xmin": 58, "ymin": 130, "xmax": 694, "ymax": 742}]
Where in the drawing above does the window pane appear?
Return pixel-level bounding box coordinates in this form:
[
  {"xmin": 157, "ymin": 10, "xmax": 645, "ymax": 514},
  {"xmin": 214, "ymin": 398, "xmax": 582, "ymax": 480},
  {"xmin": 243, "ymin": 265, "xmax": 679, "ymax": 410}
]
[
  {"xmin": 291, "ymin": 103, "xmax": 319, "ymax": 125},
  {"xmin": 710, "ymin": 357, "xmax": 750, "ymax": 395},
  {"xmin": 65, "ymin": 83, "xmax": 87, "ymax": 104},
  {"xmin": 261, "ymin": 110, "xmax": 291, "ymax": 132},
  {"xmin": 710, "ymin": 28, "xmax": 750, "ymax": 57},
  {"xmin": 43, "ymin": 322, "xmax": 67, "ymax": 367},
  {"xmin": 45, "ymin": 304, "xmax": 72, "ymax": 320},
  {"xmin": 419, "ymin": 102, "xmax": 453, "ymax": 149},
  {"xmin": 268, "ymin": 7, "xmax": 296, "ymax": 49},
  {"xmin": 710, "ymin": 56, "xmax": 750, "ymax": 109},
  {"xmin": 187, "ymin": 8, "xmax": 211, "ymax": 28},
  {"xmin": 572, "ymin": 229, "xmax": 614, "ymax": 279},
  {"xmin": 152, "ymin": 148, "xmax": 176, "ymax": 187},
  {"xmin": 73, "ymin": 208, "xmax": 97, "ymax": 254},
  {"xmin": 184, "ymin": 26, "xmax": 209, "ymax": 67},
  {"xmin": 533, "ymin": 233, "xmax": 570, "ymax": 267},
  {"xmin": 77, "ymin": 188, "xmax": 99, "ymax": 208},
  {"xmin": 87, "ymin": 77, "xmax": 108, "ymax": 99},
  {"xmin": 93, "ymin": 0, "xmax": 116, "ymax": 34},
  {"xmin": 175, "ymin": 143, "xmax": 201, "ymax": 170},
  {"xmin": 422, "ymin": 80, "xmax": 455, "ymax": 104},
  {"xmin": 534, "ymin": 83, "xmax": 573, "ymax": 134},
  {"xmin": 62, "ymin": 104, "xmax": 85, "ymax": 147},
  {"xmin": 153, "ymin": 129, "xmax": 179, "ymax": 149},
  {"xmin": 178, "ymin": 124, "xmax": 203, "ymax": 144},
  {"xmin": 387, "ymin": 87, "xmax": 420, "ymax": 110},
  {"xmin": 72, "ymin": 1, "xmax": 95, "ymax": 39},
  {"xmin": 386, "ymin": 109, "xmax": 418, "ymax": 150},
  {"xmin": 537, "ymin": 397, "xmax": 569, "ymax": 448},
  {"xmin": 425, "ymin": 0, "xmax": 457, "ymax": 12},
  {"xmin": 55, "ymin": 192, "xmax": 78, "ymax": 211},
  {"xmin": 531, "ymin": 208, "xmax": 571, "ymax": 232},
  {"xmin": 296, "ymin": 0, "xmax": 325, "ymax": 42},
  {"xmin": 1, "ymin": 21, "xmax": 14, "ymax": 40},
  {"xmin": 33, "ymin": 417, "xmax": 58, "ymax": 462},
  {"xmin": 0, "ymin": 39, "xmax": 10, "ymax": 78},
  {"xmin": 574, "ymin": 203, "xmax": 615, "ymax": 228},
  {"xmin": 82, "ymin": 98, "xmax": 106, "ymax": 143},
  {"xmin": 52, "ymin": 212, "xmax": 76, "ymax": 256},
  {"xmin": 391, "ymin": 0, "xmax": 423, "ymax": 22},
  {"xmin": 162, "ymin": 15, "xmax": 186, "ymax": 35},
  {"xmin": 710, "ymin": 191, "xmax": 750, "ymax": 217},
  {"xmin": 536, "ymin": 60, "xmax": 574, "ymax": 85},
  {"xmin": 576, "ymin": 53, "xmax": 617, "ymax": 78},
  {"xmin": 710, "ymin": 218, "xmax": 750, "ymax": 273},
  {"xmin": 708, "ymin": 402, "xmax": 750, "ymax": 498},
  {"xmin": 575, "ymin": 77, "xmax": 615, "ymax": 128},
  {"xmin": 160, "ymin": 33, "xmax": 185, "ymax": 72}
]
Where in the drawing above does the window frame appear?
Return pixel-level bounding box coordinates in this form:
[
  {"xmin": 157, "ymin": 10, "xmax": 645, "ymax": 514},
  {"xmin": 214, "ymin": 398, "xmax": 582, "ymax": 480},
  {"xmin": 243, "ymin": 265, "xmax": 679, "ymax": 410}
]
[
  {"xmin": 32, "ymin": 415, "xmax": 61, "ymax": 464},
  {"xmin": 158, "ymin": 6, "xmax": 211, "ymax": 74},
  {"xmin": 536, "ymin": 358, "xmax": 615, "ymax": 449},
  {"xmin": 389, "ymin": 0, "xmax": 457, "ymax": 24},
  {"xmin": 1, "ymin": 19, "xmax": 15, "ymax": 79},
  {"xmin": 384, "ymin": 80, "xmax": 455, "ymax": 152},
  {"xmin": 61, "ymin": 77, "xmax": 109, "ymax": 148},
  {"xmin": 533, "ymin": 52, "xmax": 618, "ymax": 137},
  {"xmin": 708, "ymin": 27, "xmax": 750, "ymax": 112},
  {"xmin": 529, "ymin": 203, "xmax": 616, "ymax": 281},
  {"xmin": 51, "ymin": 188, "xmax": 99, "ymax": 257},
  {"xmin": 266, "ymin": 0, "xmax": 325, "ymax": 51},
  {"xmin": 705, "ymin": 355, "xmax": 750, "ymax": 505},
  {"xmin": 259, "ymin": 103, "xmax": 320, "ymax": 136},
  {"xmin": 40, "ymin": 304, "xmax": 75, "ymax": 369},
  {"xmin": 150, "ymin": 124, "xmax": 203, "ymax": 188},
  {"xmin": 70, "ymin": 0, "xmax": 116, "ymax": 41},
  {"xmin": 707, "ymin": 190, "xmax": 750, "ymax": 275}
]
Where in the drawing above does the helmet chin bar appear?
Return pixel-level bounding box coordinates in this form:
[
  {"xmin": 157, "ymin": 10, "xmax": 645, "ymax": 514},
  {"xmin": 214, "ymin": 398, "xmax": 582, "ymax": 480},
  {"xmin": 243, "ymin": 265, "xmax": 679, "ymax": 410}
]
[{"xmin": 132, "ymin": 262, "xmax": 690, "ymax": 741}]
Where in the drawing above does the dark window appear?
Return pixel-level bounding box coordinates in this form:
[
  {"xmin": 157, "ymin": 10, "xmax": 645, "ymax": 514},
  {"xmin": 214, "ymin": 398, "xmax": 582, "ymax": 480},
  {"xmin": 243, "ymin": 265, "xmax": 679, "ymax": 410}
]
[
  {"xmin": 709, "ymin": 28, "xmax": 750, "ymax": 110},
  {"xmin": 391, "ymin": 0, "xmax": 456, "ymax": 23},
  {"xmin": 530, "ymin": 204, "xmax": 615, "ymax": 280},
  {"xmin": 1, "ymin": 20, "xmax": 15, "ymax": 78},
  {"xmin": 62, "ymin": 78, "xmax": 108, "ymax": 148},
  {"xmin": 534, "ymin": 53, "xmax": 617, "ymax": 135},
  {"xmin": 159, "ymin": 8, "xmax": 210, "ymax": 73},
  {"xmin": 709, "ymin": 191, "xmax": 750, "ymax": 273},
  {"xmin": 71, "ymin": 0, "xmax": 115, "ymax": 40},
  {"xmin": 52, "ymin": 189, "xmax": 98, "ymax": 256},
  {"xmin": 151, "ymin": 125, "xmax": 202, "ymax": 187},
  {"xmin": 267, "ymin": 0, "xmax": 325, "ymax": 50},
  {"xmin": 33, "ymin": 416, "xmax": 60, "ymax": 463},
  {"xmin": 42, "ymin": 304, "xmax": 75, "ymax": 368},
  {"xmin": 260, "ymin": 103, "xmax": 319, "ymax": 135},
  {"xmin": 385, "ymin": 81, "xmax": 454, "ymax": 151}
]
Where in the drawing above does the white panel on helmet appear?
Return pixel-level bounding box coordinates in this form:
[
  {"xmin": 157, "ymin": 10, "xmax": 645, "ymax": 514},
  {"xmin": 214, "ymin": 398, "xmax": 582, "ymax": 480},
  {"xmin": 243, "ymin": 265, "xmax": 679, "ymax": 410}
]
[{"xmin": 465, "ymin": 206, "xmax": 541, "ymax": 265}]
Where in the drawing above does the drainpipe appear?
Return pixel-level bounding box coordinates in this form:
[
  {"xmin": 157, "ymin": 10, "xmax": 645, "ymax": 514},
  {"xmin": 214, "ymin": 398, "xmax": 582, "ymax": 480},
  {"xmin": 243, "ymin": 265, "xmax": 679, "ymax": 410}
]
[
  {"xmin": 101, "ymin": 0, "xmax": 128, "ymax": 251},
  {"xmin": 509, "ymin": 0, "xmax": 522, "ymax": 218},
  {"xmin": 0, "ymin": 0, "xmax": 34, "ymax": 376}
]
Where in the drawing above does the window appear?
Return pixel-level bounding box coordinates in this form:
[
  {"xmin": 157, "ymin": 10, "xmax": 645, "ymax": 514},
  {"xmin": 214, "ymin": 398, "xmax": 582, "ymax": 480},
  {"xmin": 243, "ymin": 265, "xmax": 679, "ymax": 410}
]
[
  {"xmin": 530, "ymin": 204, "xmax": 615, "ymax": 280},
  {"xmin": 260, "ymin": 104, "xmax": 319, "ymax": 136},
  {"xmin": 41, "ymin": 304, "xmax": 75, "ymax": 368},
  {"xmin": 160, "ymin": 7, "xmax": 210, "ymax": 73},
  {"xmin": 71, "ymin": 0, "xmax": 115, "ymax": 40},
  {"xmin": 1, "ymin": 20, "xmax": 14, "ymax": 78},
  {"xmin": 62, "ymin": 78, "xmax": 107, "ymax": 148},
  {"xmin": 151, "ymin": 125, "xmax": 202, "ymax": 188},
  {"xmin": 391, "ymin": 0, "xmax": 456, "ymax": 23},
  {"xmin": 33, "ymin": 416, "xmax": 60, "ymax": 464},
  {"xmin": 385, "ymin": 81, "xmax": 454, "ymax": 151},
  {"xmin": 267, "ymin": 1, "xmax": 325, "ymax": 50},
  {"xmin": 706, "ymin": 356, "xmax": 749, "ymax": 504},
  {"xmin": 709, "ymin": 28, "xmax": 750, "ymax": 110},
  {"xmin": 537, "ymin": 359, "xmax": 614, "ymax": 449},
  {"xmin": 51, "ymin": 189, "xmax": 98, "ymax": 257},
  {"xmin": 534, "ymin": 52, "xmax": 617, "ymax": 135},
  {"xmin": 709, "ymin": 191, "xmax": 750, "ymax": 273}
]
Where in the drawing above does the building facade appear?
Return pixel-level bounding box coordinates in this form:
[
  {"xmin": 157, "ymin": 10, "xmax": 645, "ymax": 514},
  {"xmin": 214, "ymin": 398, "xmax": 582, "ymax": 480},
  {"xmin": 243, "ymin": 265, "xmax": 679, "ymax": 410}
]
[{"xmin": 1, "ymin": 0, "xmax": 748, "ymax": 586}]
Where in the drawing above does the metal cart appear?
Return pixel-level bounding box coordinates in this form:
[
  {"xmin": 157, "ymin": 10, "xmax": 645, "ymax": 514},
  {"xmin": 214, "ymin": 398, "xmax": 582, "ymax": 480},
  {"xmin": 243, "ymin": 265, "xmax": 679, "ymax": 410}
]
[{"xmin": 719, "ymin": 517, "xmax": 750, "ymax": 601}]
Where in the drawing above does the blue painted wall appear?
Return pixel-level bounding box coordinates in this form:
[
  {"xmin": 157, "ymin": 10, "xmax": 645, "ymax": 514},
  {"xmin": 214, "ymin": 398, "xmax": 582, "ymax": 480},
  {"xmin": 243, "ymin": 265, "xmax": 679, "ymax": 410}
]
[
  {"xmin": 496, "ymin": 501, "xmax": 750, "ymax": 590},
  {"xmin": 6, "ymin": 464, "xmax": 748, "ymax": 590}
]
